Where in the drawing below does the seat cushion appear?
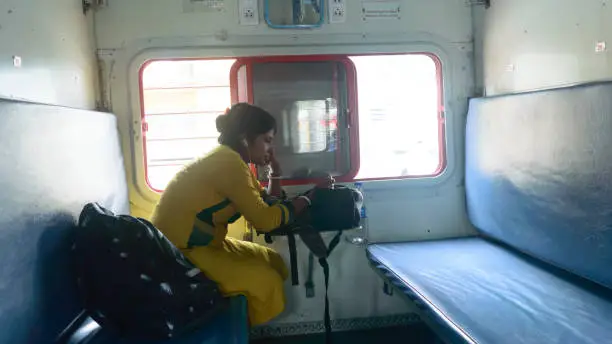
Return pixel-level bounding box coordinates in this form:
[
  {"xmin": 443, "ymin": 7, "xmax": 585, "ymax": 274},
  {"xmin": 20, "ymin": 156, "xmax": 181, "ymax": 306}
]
[
  {"xmin": 367, "ymin": 237, "xmax": 612, "ymax": 344},
  {"xmin": 82, "ymin": 296, "xmax": 248, "ymax": 344},
  {"xmin": 0, "ymin": 100, "xmax": 129, "ymax": 343},
  {"xmin": 466, "ymin": 82, "xmax": 612, "ymax": 289}
]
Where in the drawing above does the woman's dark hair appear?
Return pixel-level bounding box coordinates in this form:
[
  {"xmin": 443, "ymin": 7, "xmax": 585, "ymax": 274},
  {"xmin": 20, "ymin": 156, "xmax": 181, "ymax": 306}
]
[{"xmin": 215, "ymin": 103, "xmax": 277, "ymax": 148}]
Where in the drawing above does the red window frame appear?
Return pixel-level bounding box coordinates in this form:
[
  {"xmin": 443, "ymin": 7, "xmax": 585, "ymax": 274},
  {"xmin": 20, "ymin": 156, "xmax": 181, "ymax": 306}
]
[{"xmin": 229, "ymin": 55, "xmax": 361, "ymax": 186}]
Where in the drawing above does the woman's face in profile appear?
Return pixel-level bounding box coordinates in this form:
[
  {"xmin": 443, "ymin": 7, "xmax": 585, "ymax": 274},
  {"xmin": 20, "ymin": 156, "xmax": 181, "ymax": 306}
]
[{"xmin": 248, "ymin": 129, "xmax": 275, "ymax": 165}]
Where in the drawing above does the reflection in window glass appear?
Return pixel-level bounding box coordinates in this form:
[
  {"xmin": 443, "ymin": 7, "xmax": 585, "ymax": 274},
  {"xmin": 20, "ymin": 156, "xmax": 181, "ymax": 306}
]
[
  {"xmin": 250, "ymin": 61, "xmax": 352, "ymax": 180},
  {"xmin": 141, "ymin": 59, "xmax": 235, "ymax": 190},
  {"xmin": 290, "ymin": 100, "xmax": 334, "ymax": 154},
  {"xmin": 350, "ymin": 55, "xmax": 441, "ymax": 179}
]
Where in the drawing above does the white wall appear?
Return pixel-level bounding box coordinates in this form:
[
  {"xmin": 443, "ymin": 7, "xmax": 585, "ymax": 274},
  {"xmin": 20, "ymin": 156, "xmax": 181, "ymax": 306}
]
[
  {"xmin": 481, "ymin": 0, "xmax": 612, "ymax": 95},
  {"xmin": 0, "ymin": 0, "xmax": 98, "ymax": 109},
  {"xmin": 95, "ymin": 0, "xmax": 473, "ymax": 49},
  {"xmin": 94, "ymin": 0, "xmax": 477, "ymax": 326}
]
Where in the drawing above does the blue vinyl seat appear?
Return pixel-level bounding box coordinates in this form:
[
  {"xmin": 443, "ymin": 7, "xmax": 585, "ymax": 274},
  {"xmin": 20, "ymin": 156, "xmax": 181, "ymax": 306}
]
[
  {"xmin": 0, "ymin": 100, "xmax": 247, "ymax": 344},
  {"xmin": 367, "ymin": 82, "xmax": 612, "ymax": 344}
]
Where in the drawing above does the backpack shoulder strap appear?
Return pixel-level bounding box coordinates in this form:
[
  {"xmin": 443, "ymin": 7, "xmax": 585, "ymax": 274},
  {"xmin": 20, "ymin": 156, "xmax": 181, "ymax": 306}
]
[
  {"xmin": 318, "ymin": 230, "xmax": 343, "ymax": 344},
  {"xmin": 287, "ymin": 232, "xmax": 299, "ymax": 286}
]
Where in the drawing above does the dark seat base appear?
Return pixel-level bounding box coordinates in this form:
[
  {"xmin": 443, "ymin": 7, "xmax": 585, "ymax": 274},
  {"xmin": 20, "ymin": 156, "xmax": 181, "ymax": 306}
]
[
  {"xmin": 71, "ymin": 296, "xmax": 248, "ymax": 344},
  {"xmin": 367, "ymin": 237, "xmax": 612, "ymax": 344}
]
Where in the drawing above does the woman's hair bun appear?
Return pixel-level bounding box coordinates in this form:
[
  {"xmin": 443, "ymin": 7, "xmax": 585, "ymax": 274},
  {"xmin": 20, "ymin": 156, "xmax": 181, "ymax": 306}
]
[
  {"xmin": 215, "ymin": 103, "xmax": 276, "ymax": 146},
  {"xmin": 216, "ymin": 113, "xmax": 229, "ymax": 134}
]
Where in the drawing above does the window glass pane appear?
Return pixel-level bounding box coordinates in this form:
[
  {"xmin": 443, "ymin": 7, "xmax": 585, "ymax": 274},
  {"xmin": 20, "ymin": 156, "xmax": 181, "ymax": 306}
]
[
  {"xmin": 250, "ymin": 61, "xmax": 351, "ymax": 180},
  {"xmin": 290, "ymin": 100, "xmax": 332, "ymax": 153},
  {"xmin": 142, "ymin": 60, "xmax": 235, "ymax": 89},
  {"xmin": 146, "ymin": 138, "xmax": 220, "ymax": 163},
  {"xmin": 145, "ymin": 113, "xmax": 219, "ymax": 140},
  {"xmin": 141, "ymin": 59, "xmax": 235, "ymax": 190},
  {"xmin": 143, "ymin": 87, "xmax": 231, "ymax": 115},
  {"xmin": 350, "ymin": 55, "xmax": 442, "ymax": 179},
  {"xmin": 147, "ymin": 165, "xmax": 185, "ymax": 192}
]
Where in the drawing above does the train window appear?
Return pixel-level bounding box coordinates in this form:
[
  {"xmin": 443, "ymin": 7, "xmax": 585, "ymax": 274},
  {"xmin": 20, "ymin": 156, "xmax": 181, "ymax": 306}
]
[
  {"xmin": 140, "ymin": 59, "xmax": 235, "ymax": 191},
  {"xmin": 350, "ymin": 54, "xmax": 445, "ymax": 180},
  {"xmin": 138, "ymin": 54, "xmax": 444, "ymax": 191},
  {"xmin": 231, "ymin": 57, "xmax": 359, "ymax": 182}
]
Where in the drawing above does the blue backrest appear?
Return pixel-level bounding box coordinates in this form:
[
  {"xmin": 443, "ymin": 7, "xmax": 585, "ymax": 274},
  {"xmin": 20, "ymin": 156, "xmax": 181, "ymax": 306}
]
[
  {"xmin": 0, "ymin": 100, "xmax": 129, "ymax": 343},
  {"xmin": 466, "ymin": 82, "xmax": 612, "ymax": 290}
]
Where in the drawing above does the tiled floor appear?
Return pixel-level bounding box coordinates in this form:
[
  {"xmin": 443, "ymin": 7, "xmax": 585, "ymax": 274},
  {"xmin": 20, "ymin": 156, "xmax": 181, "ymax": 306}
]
[{"xmin": 251, "ymin": 324, "xmax": 439, "ymax": 344}]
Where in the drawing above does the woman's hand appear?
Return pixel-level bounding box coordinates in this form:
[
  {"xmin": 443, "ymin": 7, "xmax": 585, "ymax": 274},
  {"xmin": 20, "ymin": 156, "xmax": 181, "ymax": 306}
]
[
  {"xmin": 265, "ymin": 147, "xmax": 284, "ymax": 198},
  {"xmin": 292, "ymin": 175, "xmax": 334, "ymax": 214},
  {"xmin": 304, "ymin": 175, "xmax": 335, "ymax": 201},
  {"xmin": 267, "ymin": 147, "xmax": 282, "ymax": 177},
  {"xmin": 316, "ymin": 175, "xmax": 335, "ymax": 189}
]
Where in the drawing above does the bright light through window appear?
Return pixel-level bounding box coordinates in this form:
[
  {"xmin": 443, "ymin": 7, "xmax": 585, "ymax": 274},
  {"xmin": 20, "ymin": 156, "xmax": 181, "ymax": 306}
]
[
  {"xmin": 350, "ymin": 55, "xmax": 442, "ymax": 180},
  {"xmin": 139, "ymin": 54, "xmax": 444, "ymax": 191},
  {"xmin": 141, "ymin": 59, "xmax": 236, "ymax": 191}
]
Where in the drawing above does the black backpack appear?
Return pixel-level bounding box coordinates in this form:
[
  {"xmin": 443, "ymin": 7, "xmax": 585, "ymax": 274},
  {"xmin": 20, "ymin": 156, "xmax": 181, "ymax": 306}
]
[
  {"xmin": 309, "ymin": 185, "xmax": 363, "ymax": 232},
  {"xmin": 259, "ymin": 185, "xmax": 363, "ymax": 343},
  {"xmin": 71, "ymin": 203, "xmax": 228, "ymax": 340}
]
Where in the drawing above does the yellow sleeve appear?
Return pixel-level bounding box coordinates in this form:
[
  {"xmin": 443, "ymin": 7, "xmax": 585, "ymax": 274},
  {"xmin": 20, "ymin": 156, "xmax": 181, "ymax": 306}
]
[{"xmin": 218, "ymin": 157, "xmax": 293, "ymax": 232}]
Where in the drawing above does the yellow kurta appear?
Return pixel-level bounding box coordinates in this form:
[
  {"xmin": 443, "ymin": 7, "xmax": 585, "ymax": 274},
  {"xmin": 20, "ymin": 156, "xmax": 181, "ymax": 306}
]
[{"xmin": 151, "ymin": 145, "xmax": 292, "ymax": 326}]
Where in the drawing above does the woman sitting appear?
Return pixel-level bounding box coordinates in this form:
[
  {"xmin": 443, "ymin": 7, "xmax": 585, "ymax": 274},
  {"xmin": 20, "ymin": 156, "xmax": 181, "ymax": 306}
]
[{"xmin": 151, "ymin": 103, "xmax": 314, "ymax": 326}]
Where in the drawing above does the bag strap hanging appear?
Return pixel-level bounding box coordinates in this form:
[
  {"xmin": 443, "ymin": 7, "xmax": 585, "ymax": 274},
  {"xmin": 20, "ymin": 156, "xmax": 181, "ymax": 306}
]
[{"xmin": 318, "ymin": 230, "xmax": 343, "ymax": 343}]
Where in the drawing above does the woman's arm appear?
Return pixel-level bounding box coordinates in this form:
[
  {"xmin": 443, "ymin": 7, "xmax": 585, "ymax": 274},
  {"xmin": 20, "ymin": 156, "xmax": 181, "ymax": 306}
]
[
  {"xmin": 266, "ymin": 148, "xmax": 283, "ymax": 198},
  {"xmin": 220, "ymin": 158, "xmax": 310, "ymax": 232},
  {"xmin": 267, "ymin": 176, "xmax": 283, "ymax": 198}
]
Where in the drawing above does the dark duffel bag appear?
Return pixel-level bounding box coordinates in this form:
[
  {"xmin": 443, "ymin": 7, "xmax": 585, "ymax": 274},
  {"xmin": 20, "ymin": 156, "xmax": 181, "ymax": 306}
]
[{"xmin": 69, "ymin": 202, "xmax": 228, "ymax": 341}]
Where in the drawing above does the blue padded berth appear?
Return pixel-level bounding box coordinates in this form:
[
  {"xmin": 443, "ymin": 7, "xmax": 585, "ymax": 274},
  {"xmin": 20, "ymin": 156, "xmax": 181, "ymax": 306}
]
[
  {"xmin": 0, "ymin": 100, "xmax": 129, "ymax": 343},
  {"xmin": 0, "ymin": 100, "xmax": 247, "ymax": 344},
  {"xmin": 368, "ymin": 82, "xmax": 612, "ymax": 344},
  {"xmin": 368, "ymin": 239, "xmax": 612, "ymax": 344}
]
